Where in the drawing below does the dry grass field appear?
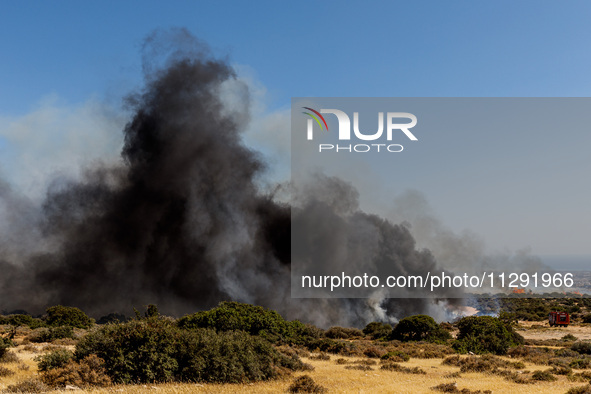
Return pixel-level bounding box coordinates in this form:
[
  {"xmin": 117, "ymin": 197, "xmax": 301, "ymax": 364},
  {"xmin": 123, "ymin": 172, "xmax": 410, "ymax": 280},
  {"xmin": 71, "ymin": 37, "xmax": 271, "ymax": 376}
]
[
  {"xmin": 2, "ymin": 327, "xmax": 591, "ymax": 394},
  {"xmin": 518, "ymin": 322, "xmax": 591, "ymax": 342}
]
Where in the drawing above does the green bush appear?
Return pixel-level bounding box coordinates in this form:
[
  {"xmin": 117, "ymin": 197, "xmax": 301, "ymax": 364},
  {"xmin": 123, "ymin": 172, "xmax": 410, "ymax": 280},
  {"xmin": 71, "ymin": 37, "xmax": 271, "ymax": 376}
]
[
  {"xmin": 29, "ymin": 326, "xmax": 74, "ymax": 343},
  {"xmin": 174, "ymin": 328, "xmax": 302, "ymax": 383},
  {"xmin": 381, "ymin": 351, "xmax": 410, "ymax": 362},
  {"xmin": 76, "ymin": 318, "xmax": 180, "ymax": 383},
  {"xmin": 3, "ymin": 314, "xmax": 44, "ymax": 328},
  {"xmin": 453, "ymin": 316, "xmax": 524, "ymax": 355},
  {"xmin": 45, "ymin": 306, "xmax": 93, "ymax": 329},
  {"xmin": 36, "ymin": 349, "xmax": 74, "ymax": 371},
  {"xmin": 177, "ymin": 301, "xmax": 308, "ymax": 344},
  {"xmin": 362, "ymin": 322, "xmax": 392, "ymax": 339},
  {"xmin": 390, "ymin": 315, "xmax": 451, "ymax": 343},
  {"xmin": 75, "ymin": 317, "xmax": 304, "ymax": 384}
]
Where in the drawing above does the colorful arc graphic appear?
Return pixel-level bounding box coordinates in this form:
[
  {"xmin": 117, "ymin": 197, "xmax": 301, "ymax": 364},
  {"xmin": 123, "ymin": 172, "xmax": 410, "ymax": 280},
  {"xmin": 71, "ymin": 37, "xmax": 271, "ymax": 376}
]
[{"xmin": 302, "ymin": 107, "xmax": 329, "ymax": 131}]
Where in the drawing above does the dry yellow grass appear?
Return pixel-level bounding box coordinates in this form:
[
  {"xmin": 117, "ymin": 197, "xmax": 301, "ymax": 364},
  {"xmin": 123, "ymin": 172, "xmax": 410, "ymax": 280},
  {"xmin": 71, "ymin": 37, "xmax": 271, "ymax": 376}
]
[{"xmin": 518, "ymin": 321, "xmax": 591, "ymax": 341}]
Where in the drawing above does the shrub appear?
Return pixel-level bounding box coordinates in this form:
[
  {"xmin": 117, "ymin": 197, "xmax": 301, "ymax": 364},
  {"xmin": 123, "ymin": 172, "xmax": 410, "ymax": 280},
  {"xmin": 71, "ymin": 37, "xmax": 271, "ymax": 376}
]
[
  {"xmin": 0, "ymin": 351, "xmax": 19, "ymax": 363},
  {"xmin": 177, "ymin": 301, "xmax": 307, "ymax": 344},
  {"xmin": 573, "ymin": 342, "xmax": 591, "ymax": 355},
  {"xmin": 531, "ymin": 369, "xmax": 557, "ymax": 381},
  {"xmin": 431, "ymin": 382, "xmax": 458, "ymax": 392},
  {"xmin": 453, "ymin": 316, "xmax": 524, "ymax": 355},
  {"xmin": 0, "ymin": 336, "xmax": 13, "ymax": 358},
  {"xmin": 40, "ymin": 355, "xmax": 111, "ymax": 388},
  {"xmin": 36, "ymin": 349, "xmax": 74, "ymax": 371},
  {"xmin": 442, "ymin": 355, "xmax": 462, "ymax": 366},
  {"xmin": 76, "ymin": 317, "xmax": 304, "ymax": 384},
  {"xmin": 556, "ymin": 348, "xmax": 580, "ymax": 358},
  {"xmin": 0, "ymin": 365, "xmax": 15, "ymax": 377},
  {"xmin": 570, "ymin": 359, "xmax": 591, "ymax": 369},
  {"xmin": 381, "ymin": 351, "xmax": 410, "ymax": 362},
  {"xmin": 563, "ymin": 334, "xmax": 579, "ymax": 341},
  {"xmin": 459, "ymin": 355, "xmax": 504, "ymax": 373},
  {"xmin": 309, "ymin": 353, "xmax": 330, "ymax": 361},
  {"xmin": 345, "ymin": 364, "xmax": 373, "ymax": 371},
  {"xmin": 430, "ymin": 382, "xmax": 493, "ymax": 393},
  {"xmin": 4, "ymin": 379, "xmax": 48, "ymax": 393},
  {"xmin": 325, "ymin": 326, "xmax": 363, "ymax": 339},
  {"xmin": 380, "ymin": 361, "xmax": 426, "ymax": 374},
  {"xmin": 568, "ymin": 384, "xmax": 591, "ymax": 394},
  {"xmin": 390, "ymin": 315, "xmax": 451, "ymax": 343},
  {"xmin": 550, "ymin": 365, "xmax": 572, "ymax": 375},
  {"xmin": 144, "ymin": 304, "xmax": 159, "ymax": 318},
  {"xmin": 28, "ymin": 326, "xmax": 74, "ymax": 343},
  {"xmin": 45, "ymin": 306, "xmax": 93, "ymax": 329},
  {"xmin": 76, "ymin": 318, "xmax": 180, "ymax": 383},
  {"xmin": 507, "ymin": 345, "xmax": 554, "ymax": 364},
  {"xmin": 353, "ymin": 359, "xmax": 376, "ymax": 366},
  {"xmin": 288, "ymin": 375, "xmax": 327, "ymax": 393},
  {"xmin": 4, "ymin": 314, "xmax": 44, "ymax": 329},
  {"xmin": 96, "ymin": 313, "xmax": 127, "ymax": 325},
  {"xmin": 305, "ymin": 338, "xmax": 352, "ymax": 355},
  {"xmin": 363, "ymin": 346, "xmax": 386, "ymax": 358},
  {"xmin": 174, "ymin": 328, "xmax": 304, "ymax": 383},
  {"xmin": 363, "ymin": 322, "xmax": 392, "ymax": 339}
]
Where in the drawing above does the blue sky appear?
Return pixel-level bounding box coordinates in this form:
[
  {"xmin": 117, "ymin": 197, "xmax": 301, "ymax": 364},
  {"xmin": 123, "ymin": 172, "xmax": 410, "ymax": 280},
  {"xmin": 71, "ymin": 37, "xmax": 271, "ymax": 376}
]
[
  {"xmin": 3, "ymin": 1, "xmax": 591, "ymax": 115},
  {"xmin": 1, "ymin": 1, "xmax": 591, "ymax": 266}
]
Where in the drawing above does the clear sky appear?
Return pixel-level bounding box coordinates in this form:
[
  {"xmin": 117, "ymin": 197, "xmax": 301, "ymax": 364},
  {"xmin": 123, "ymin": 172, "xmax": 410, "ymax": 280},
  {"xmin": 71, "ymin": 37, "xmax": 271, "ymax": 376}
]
[{"xmin": 1, "ymin": 1, "xmax": 591, "ymax": 265}]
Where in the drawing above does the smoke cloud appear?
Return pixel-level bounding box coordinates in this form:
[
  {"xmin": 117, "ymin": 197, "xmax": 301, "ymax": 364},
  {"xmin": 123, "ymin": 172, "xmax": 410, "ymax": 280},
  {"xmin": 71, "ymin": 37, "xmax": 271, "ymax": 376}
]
[{"xmin": 0, "ymin": 29, "xmax": 467, "ymax": 326}]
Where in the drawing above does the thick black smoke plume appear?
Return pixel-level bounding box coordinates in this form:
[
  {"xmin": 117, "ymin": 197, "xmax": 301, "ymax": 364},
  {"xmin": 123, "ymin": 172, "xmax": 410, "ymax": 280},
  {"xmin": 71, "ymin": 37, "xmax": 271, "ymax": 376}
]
[{"xmin": 0, "ymin": 29, "xmax": 461, "ymax": 326}]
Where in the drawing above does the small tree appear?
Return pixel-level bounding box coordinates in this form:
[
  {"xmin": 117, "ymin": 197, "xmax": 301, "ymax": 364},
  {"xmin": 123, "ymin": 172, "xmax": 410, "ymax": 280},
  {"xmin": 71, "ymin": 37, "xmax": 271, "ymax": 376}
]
[
  {"xmin": 46, "ymin": 306, "xmax": 94, "ymax": 329},
  {"xmin": 390, "ymin": 315, "xmax": 451, "ymax": 342},
  {"xmin": 145, "ymin": 304, "xmax": 159, "ymax": 318}
]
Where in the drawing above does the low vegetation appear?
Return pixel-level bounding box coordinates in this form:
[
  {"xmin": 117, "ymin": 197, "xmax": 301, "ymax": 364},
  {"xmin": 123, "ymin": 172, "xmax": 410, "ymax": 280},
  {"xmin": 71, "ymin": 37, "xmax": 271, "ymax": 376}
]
[{"xmin": 3, "ymin": 298, "xmax": 591, "ymax": 392}]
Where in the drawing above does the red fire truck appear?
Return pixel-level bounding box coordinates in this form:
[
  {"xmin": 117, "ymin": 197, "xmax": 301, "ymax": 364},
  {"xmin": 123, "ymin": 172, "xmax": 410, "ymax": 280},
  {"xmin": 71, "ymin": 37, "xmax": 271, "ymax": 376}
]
[{"xmin": 549, "ymin": 311, "xmax": 570, "ymax": 327}]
